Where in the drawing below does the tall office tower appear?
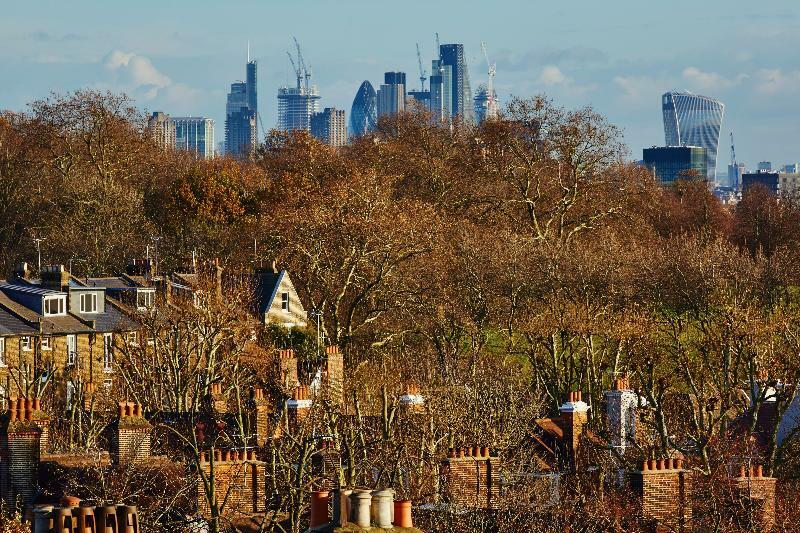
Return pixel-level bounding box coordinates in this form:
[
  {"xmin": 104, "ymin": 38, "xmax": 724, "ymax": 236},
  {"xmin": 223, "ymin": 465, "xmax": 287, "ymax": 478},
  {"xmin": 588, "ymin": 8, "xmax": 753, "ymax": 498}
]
[
  {"xmin": 643, "ymin": 146, "xmax": 708, "ymax": 185},
  {"xmin": 173, "ymin": 117, "xmax": 215, "ymax": 159},
  {"xmin": 783, "ymin": 163, "xmax": 799, "ymax": 173},
  {"xmin": 349, "ymin": 81, "xmax": 377, "ymax": 137},
  {"xmin": 429, "ymin": 59, "xmax": 447, "ymax": 123},
  {"xmin": 376, "ymin": 72, "xmax": 407, "ymax": 118},
  {"xmin": 727, "ymin": 162, "xmax": 745, "ymax": 190},
  {"xmin": 662, "ymin": 91, "xmax": 724, "ymax": 183},
  {"xmin": 474, "ymin": 84, "xmax": 499, "ymax": 124},
  {"xmin": 439, "ymin": 43, "xmax": 474, "ymax": 123},
  {"xmin": 147, "ymin": 112, "xmax": 176, "ymax": 149},
  {"xmin": 311, "ymin": 107, "xmax": 347, "ymax": 147},
  {"xmin": 225, "ymin": 55, "xmax": 258, "ymax": 158}
]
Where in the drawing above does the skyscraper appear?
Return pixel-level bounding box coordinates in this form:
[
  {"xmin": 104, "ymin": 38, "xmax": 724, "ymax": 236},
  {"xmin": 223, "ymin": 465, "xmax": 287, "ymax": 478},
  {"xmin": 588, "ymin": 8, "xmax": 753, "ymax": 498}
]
[
  {"xmin": 225, "ymin": 55, "xmax": 258, "ymax": 158},
  {"xmin": 376, "ymin": 72, "xmax": 406, "ymax": 119},
  {"xmin": 173, "ymin": 117, "xmax": 215, "ymax": 159},
  {"xmin": 662, "ymin": 91, "xmax": 724, "ymax": 182},
  {"xmin": 439, "ymin": 43, "xmax": 474, "ymax": 124},
  {"xmin": 349, "ymin": 81, "xmax": 377, "ymax": 138},
  {"xmin": 311, "ymin": 108, "xmax": 347, "ymax": 147},
  {"xmin": 474, "ymin": 84, "xmax": 499, "ymax": 125},
  {"xmin": 147, "ymin": 112, "xmax": 176, "ymax": 150},
  {"xmin": 278, "ymin": 41, "xmax": 320, "ymax": 132},
  {"xmin": 643, "ymin": 146, "xmax": 708, "ymax": 185}
]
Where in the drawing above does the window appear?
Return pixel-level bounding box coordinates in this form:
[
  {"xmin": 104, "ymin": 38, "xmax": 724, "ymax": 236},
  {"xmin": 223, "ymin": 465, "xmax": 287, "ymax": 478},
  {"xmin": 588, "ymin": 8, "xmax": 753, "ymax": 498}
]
[
  {"xmin": 136, "ymin": 290, "xmax": 154, "ymax": 310},
  {"xmin": 126, "ymin": 331, "xmax": 138, "ymax": 346},
  {"xmin": 281, "ymin": 292, "xmax": 290, "ymax": 312},
  {"xmin": 103, "ymin": 333, "xmax": 113, "ymax": 372},
  {"xmin": 21, "ymin": 336, "xmax": 32, "ymax": 352},
  {"xmin": 41, "ymin": 336, "xmax": 52, "ymax": 351},
  {"xmin": 80, "ymin": 293, "xmax": 98, "ymax": 313},
  {"xmin": 0, "ymin": 338, "xmax": 5, "ymax": 367},
  {"xmin": 67, "ymin": 334, "xmax": 77, "ymax": 366},
  {"xmin": 103, "ymin": 378, "xmax": 112, "ymax": 388},
  {"xmin": 43, "ymin": 296, "xmax": 65, "ymax": 316}
]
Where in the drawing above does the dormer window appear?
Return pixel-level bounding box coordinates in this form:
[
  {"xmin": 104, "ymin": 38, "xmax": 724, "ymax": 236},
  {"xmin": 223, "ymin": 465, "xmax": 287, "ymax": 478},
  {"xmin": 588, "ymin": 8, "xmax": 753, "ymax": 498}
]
[
  {"xmin": 136, "ymin": 290, "xmax": 154, "ymax": 310},
  {"xmin": 80, "ymin": 293, "xmax": 98, "ymax": 313},
  {"xmin": 43, "ymin": 296, "xmax": 65, "ymax": 316}
]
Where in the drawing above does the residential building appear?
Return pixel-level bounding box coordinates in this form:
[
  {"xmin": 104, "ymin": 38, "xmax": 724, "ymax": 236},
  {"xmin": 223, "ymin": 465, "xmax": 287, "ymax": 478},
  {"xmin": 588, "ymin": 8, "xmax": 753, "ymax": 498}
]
[
  {"xmin": 662, "ymin": 91, "xmax": 724, "ymax": 182},
  {"xmin": 349, "ymin": 81, "xmax": 377, "ymax": 137},
  {"xmin": 147, "ymin": 112, "xmax": 176, "ymax": 149},
  {"xmin": 173, "ymin": 117, "xmax": 215, "ymax": 159},
  {"xmin": 252, "ymin": 264, "xmax": 308, "ymax": 328},
  {"xmin": 225, "ymin": 57, "xmax": 258, "ymax": 158},
  {"xmin": 311, "ymin": 107, "xmax": 347, "ymax": 147},
  {"xmin": 376, "ymin": 72, "xmax": 406, "ymax": 119},
  {"xmin": 643, "ymin": 146, "xmax": 708, "ymax": 185},
  {"xmin": 439, "ymin": 43, "xmax": 474, "ymax": 123}
]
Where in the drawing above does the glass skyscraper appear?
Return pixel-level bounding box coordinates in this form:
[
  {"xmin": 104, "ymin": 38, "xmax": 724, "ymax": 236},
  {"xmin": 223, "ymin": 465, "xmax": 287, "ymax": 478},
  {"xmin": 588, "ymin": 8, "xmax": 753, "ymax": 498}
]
[
  {"xmin": 439, "ymin": 43, "xmax": 474, "ymax": 124},
  {"xmin": 349, "ymin": 81, "xmax": 377, "ymax": 138},
  {"xmin": 662, "ymin": 91, "xmax": 724, "ymax": 183},
  {"xmin": 173, "ymin": 117, "xmax": 215, "ymax": 159},
  {"xmin": 225, "ymin": 58, "xmax": 258, "ymax": 158}
]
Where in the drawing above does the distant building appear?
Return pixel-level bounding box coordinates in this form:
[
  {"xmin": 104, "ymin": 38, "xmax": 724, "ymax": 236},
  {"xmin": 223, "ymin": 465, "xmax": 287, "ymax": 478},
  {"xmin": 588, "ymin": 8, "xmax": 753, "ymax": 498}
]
[
  {"xmin": 783, "ymin": 163, "xmax": 799, "ymax": 173},
  {"xmin": 643, "ymin": 146, "xmax": 708, "ymax": 185},
  {"xmin": 349, "ymin": 81, "xmax": 377, "ymax": 137},
  {"xmin": 757, "ymin": 161, "xmax": 772, "ymax": 171},
  {"xmin": 311, "ymin": 107, "xmax": 347, "ymax": 147},
  {"xmin": 474, "ymin": 84, "xmax": 499, "ymax": 124},
  {"xmin": 173, "ymin": 117, "xmax": 215, "ymax": 159},
  {"xmin": 727, "ymin": 162, "xmax": 745, "ymax": 190},
  {"xmin": 407, "ymin": 89, "xmax": 431, "ymax": 112},
  {"xmin": 429, "ymin": 58, "xmax": 449, "ymax": 123},
  {"xmin": 742, "ymin": 171, "xmax": 780, "ymax": 195},
  {"xmin": 377, "ymin": 72, "xmax": 406, "ymax": 119},
  {"xmin": 147, "ymin": 112, "xmax": 176, "ymax": 150},
  {"xmin": 277, "ymin": 64, "xmax": 320, "ymax": 132},
  {"xmin": 225, "ymin": 57, "xmax": 258, "ymax": 158},
  {"xmin": 440, "ymin": 43, "xmax": 474, "ymax": 123},
  {"xmin": 662, "ymin": 91, "xmax": 724, "ymax": 183}
]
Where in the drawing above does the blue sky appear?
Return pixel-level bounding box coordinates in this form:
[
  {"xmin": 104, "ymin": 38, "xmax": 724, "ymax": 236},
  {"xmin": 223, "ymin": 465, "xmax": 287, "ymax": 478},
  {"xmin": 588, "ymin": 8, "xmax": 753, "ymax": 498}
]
[{"xmin": 2, "ymin": 0, "xmax": 798, "ymax": 167}]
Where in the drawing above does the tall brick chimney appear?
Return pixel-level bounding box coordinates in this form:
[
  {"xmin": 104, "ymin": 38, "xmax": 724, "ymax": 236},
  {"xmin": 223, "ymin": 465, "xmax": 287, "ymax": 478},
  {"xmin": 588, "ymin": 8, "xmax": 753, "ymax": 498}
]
[
  {"xmin": 604, "ymin": 376, "xmax": 641, "ymax": 453},
  {"xmin": 287, "ymin": 385, "xmax": 312, "ymax": 430},
  {"xmin": 560, "ymin": 390, "xmax": 589, "ymax": 467},
  {"xmin": 278, "ymin": 349, "xmax": 299, "ymax": 390},
  {"xmin": 731, "ymin": 464, "xmax": 776, "ymax": 531},
  {"xmin": 631, "ymin": 458, "xmax": 692, "ymax": 531},
  {"xmin": 112, "ymin": 402, "xmax": 152, "ymax": 465},
  {"xmin": 248, "ymin": 387, "xmax": 273, "ymax": 446},
  {"xmin": 2, "ymin": 397, "xmax": 43, "ymax": 509},
  {"xmin": 398, "ymin": 383, "xmax": 425, "ymax": 413},
  {"xmin": 323, "ymin": 345, "xmax": 344, "ymax": 405},
  {"xmin": 440, "ymin": 446, "xmax": 500, "ymax": 509},
  {"xmin": 40, "ymin": 265, "xmax": 70, "ymax": 292}
]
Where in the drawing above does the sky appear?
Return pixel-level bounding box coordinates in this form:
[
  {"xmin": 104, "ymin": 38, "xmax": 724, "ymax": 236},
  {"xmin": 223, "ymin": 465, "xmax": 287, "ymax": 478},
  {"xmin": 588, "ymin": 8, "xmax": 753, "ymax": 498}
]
[{"xmin": 2, "ymin": 0, "xmax": 799, "ymax": 169}]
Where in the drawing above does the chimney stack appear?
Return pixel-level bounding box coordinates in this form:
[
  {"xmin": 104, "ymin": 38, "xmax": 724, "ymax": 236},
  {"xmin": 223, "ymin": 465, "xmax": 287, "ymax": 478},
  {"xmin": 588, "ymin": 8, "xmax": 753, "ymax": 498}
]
[
  {"xmin": 604, "ymin": 375, "xmax": 641, "ymax": 454},
  {"xmin": 560, "ymin": 390, "xmax": 590, "ymax": 468},
  {"xmin": 40, "ymin": 265, "xmax": 70, "ymax": 292}
]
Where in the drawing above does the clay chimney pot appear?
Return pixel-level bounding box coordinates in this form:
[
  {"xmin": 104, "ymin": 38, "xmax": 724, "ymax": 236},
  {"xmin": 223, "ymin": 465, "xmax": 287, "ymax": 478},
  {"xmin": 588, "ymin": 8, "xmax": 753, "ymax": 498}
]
[
  {"xmin": 642, "ymin": 460, "xmax": 649, "ymax": 471},
  {"xmin": 648, "ymin": 459, "xmax": 657, "ymax": 470},
  {"xmin": 472, "ymin": 446, "xmax": 480, "ymax": 458},
  {"xmin": 755, "ymin": 465, "xmax": 763, "ymax": 477},
  {"xmin": 675, "ymin": 458, "xmax": 683, "ymax": 470},
  {"xmin": 133, "ymin": 404, "xmax": 142, "ymax": 417},
  {"xmin": 739, "ymin": 465, "xmax": 746, "ymax": 478},
  {"xmin": 481, "ymin": 446, "xmax": 489, "ymax": 457},
  {"xmin": 457, "ymin": 449, "xmax": 465, "ymax": 458},
  {"xmin": 657, "ymin": 459, "xmax": 665, "ymax": 470},
  {"xmin": 666, "ymin": 458, "xmax": 674, "ymax": 470},
  {"xmin": 214, "ymin": 449, "xmax": 222, "ymax": 462}
]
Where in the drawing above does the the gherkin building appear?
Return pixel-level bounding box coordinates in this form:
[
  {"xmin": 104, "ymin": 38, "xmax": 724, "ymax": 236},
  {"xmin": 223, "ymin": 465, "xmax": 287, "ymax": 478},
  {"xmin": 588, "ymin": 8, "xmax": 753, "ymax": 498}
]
[{"xmin": 349, "ymin": 80, "xmax": 377, "ymax": 138}]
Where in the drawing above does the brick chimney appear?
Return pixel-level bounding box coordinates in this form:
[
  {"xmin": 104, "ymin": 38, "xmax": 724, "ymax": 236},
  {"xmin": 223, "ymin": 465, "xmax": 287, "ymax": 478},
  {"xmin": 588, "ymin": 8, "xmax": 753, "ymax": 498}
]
[
  {"xmin": 40, "ymin": 264, "xmax": 70, "ymax": 292},
  {"xmin": 441, "ymin": 446, "xmax": 500, "ymax": 509},
  {"xmin": 398, "ymin": 383, "xmax": 425, "ymax": 413},
  {"xmin": 323, "ymin": 345, "xmax": 344, "ymax": 405},
  {"xmin": 604, "ymin": 376, "xmax": 641, "ymax": 453},
  {"xmin": 560, "ymin": 390, "xmax": 589, "ymax": 466},
  {"xmin": 731, "ymin": 464, "xmax": 776, "ymax": 531},
  {"xmin": 278, "ymin": 349, "xmax": 299, "ymax": 390},
  {"xmin": 197, "ymin": 449, "xmax": 264, "ymax": 519},
  {"xmin": 13, "ymin": 263, "xmax": 30, "ymax": 280},
  {"xmin": 112, "ymin": 402, "xmax": 152, "ymax": 464},
  {"xmin": 312, "ymin": 439, "xmax": 341, "ymax": 491},
  {"xmin": 248, "ymin": 387, "xmax": 273, "ymax": 446},
  {"xmin": 631, "ymin": 458, "xmax": 692, "ymax": 531},
  {"xmin": 287, "ymin": 384, "xmax": 312, "ymax": 430},
  {"xmin": 209, "ymin": 383, "xmax": 227, "ymax": 414},
  {"xmin": 2, "ymin": 397, "xmax": 43, "ymax": 508}
]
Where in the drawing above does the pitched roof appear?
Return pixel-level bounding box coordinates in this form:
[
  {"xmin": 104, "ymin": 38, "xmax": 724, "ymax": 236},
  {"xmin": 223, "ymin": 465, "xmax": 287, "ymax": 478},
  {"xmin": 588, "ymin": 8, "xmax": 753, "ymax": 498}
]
[
  {"xmin": 253, "ymin": 270, "xmax": 283, "ymax": 315},
  {"xmin": 0, "ymin": 306, "xmax": 36, "ymax": 335}
]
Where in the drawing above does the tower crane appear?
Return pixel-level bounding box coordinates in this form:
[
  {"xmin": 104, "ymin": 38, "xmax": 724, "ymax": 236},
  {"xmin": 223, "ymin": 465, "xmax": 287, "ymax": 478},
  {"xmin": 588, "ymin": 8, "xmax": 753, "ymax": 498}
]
[
  {"xmin": 730, "ymin": 132, "xmax": 737, "ymax": 166},
  {"xmin": 286, "ymin": 51, "xmax": 301, "ymax": 89},
  {"xmin": 416, "ymin": 43, "xmax": 427, "ymax": 91},
  {"xmin": 293, "ymin": 36, "xmax": 312, "ymax": 92},
  {"xmin": 481, "ymin": 41, "xmax": 496, "ymax": 105}
]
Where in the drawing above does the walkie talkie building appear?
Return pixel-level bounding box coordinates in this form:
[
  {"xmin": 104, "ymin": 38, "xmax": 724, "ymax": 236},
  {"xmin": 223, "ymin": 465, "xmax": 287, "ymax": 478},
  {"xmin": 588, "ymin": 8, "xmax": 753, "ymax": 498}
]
[{"xmin": 662, "ymin": 91, "xmax": 725, "ymax": 183}]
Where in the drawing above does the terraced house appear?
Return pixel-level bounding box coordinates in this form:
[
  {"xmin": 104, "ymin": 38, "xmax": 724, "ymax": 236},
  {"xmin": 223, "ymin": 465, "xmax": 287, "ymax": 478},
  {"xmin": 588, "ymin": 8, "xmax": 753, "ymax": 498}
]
[{"xmin": 0, "ymin": 263, "xmax": 142, "ymax": 402}]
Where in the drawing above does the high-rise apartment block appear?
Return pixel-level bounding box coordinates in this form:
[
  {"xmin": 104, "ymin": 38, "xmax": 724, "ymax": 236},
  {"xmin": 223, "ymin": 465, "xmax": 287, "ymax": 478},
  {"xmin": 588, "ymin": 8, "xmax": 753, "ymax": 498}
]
[
  {"xmin": 440, "ymin": 43, "xmax": 474, "ymax": 124},
  {"xmin": 147, "ymin": 112, "xmax": 176, "ymax": 150},
  {"xmin": 311, "ymin": 107, "xmax": 347, "ymax": 147},
  {"xmin": 376, "ymin": 72, "xmax": 406, "ymax": 119},
  {"xmin": 643, "ymin": 146, "xmax": 708, "ymax": 185},
  {"xmin": 173, "ymin": 117, "xmax": 215, "ymax": 159},
  {"xmin": 225, "ymin": 57, "xmax": 258, "ymax": 158},
  {"xmin": 662, "ymin": 91, "xmax": 724, "ymax": 183}
]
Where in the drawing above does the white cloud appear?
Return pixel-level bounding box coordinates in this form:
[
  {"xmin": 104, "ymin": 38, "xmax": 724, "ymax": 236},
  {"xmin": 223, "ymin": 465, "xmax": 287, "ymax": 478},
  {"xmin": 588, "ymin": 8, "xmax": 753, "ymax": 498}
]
[
  {"xmin": 103, "ymin": 50, "xmax": 171, "ymax": 99},
  {"xmin": 754, "ymin": 68, "xmax": 800, "ymax": 95},
  {"xmin": 681, "ymin": 67, "xmax": 746, "ymax": 91},
  {"xmin": 537, "ymin": 65, "xmax": 568, "ymax": 86},
  {"xmin": 612, "ymin": 74, "xmax": 669, "ymax": 103}
]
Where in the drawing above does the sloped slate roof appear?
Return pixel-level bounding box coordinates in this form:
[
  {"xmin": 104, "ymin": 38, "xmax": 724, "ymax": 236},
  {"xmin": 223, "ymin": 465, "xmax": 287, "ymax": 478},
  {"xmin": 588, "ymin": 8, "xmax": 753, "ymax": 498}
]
[{"xmin": 253, "ymin": 271, "xmax": 283, "ymax": 315}]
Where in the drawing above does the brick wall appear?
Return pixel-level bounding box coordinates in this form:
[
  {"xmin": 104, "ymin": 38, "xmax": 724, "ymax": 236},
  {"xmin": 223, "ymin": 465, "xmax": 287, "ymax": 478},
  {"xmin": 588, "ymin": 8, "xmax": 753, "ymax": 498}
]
[
  {"xmin": 197, "ymin": 450, "xmax": 264, "ymax": 519},
  {"xmin": 630, "ymin": 459, "xmax": 692, "ymax": 532},
  {"xmin": 731, "ymin": 465, "xmax": 776, "ymax": 531},
  {"xmin": 287, "ymin": 385, "xmax": 312, "ymax": 431},
  {"xmin": 1, "ymin": 397, "xmax": 43, "ymax": 509},
  {"xmin": 312, "ymin": 440, "xmax": 341, "ymax": 490},
  {"xmin": 441, "ymin": 447, "xmax": 500, "ymax": 509},
  {"xmin": 278, "ymin": 349, "xmax": 299, "ymax": 390}
]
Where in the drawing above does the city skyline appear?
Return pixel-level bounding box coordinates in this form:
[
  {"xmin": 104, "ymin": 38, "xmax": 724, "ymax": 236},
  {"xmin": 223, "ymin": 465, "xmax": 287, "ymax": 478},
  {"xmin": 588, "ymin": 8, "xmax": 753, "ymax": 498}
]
[{"xmin": 1, "ymin": 1, "xmax": 799, "ymax": 165}]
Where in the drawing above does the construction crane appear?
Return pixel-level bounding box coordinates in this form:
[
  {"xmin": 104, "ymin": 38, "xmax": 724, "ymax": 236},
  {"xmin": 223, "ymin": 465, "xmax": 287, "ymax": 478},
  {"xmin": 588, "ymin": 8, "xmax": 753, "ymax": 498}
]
[
  {"xmin": 730, "ymin": 132, "xmax": 737, "ymax": 166},
  {"xmin": 481, "ymin": 41, "xmax": 496, "ymax": 107},
  {"xmin": 293, "ymin": 37, "xmax": 312, "ymax": 92},
  {"xmin": 416, "ymin": 43, "xmax": 427, "ymax": 91},
  {"xmin": 286, "ymin": 51, "xmax": 301, "ymax": 89}
]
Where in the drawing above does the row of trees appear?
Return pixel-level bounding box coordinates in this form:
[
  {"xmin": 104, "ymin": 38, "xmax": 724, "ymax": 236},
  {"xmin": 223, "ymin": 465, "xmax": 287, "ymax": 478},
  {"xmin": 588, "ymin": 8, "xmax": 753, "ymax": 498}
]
[{"xmin": 4, "ymin": 90, "xmax": 800, "ymax": 530}]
